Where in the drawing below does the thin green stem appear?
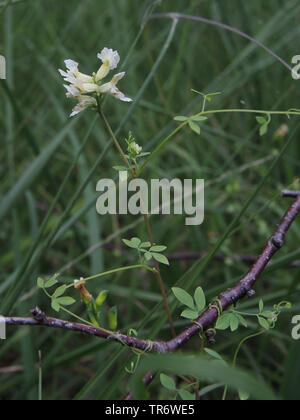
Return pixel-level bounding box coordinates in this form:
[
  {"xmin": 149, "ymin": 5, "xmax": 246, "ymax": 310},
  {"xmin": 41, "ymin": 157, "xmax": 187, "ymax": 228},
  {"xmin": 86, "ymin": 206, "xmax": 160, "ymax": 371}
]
[
  {"xmin": 222, "ymin": 330, "xmax": 265, "ymax": 401},
  {"xmin": 97, "ymin": 106, "xmax": 176, "ymax": 337},
  {"xmin": 233, "ymin": 310, "xmax": 260, "ymax": 317},
  {"xmin": 233, "ymin": 331, "xmax": 265, "ymax": 367},
  {"xmin": 82, "ymin": 264, "xmax": 154, "ymax": 284},
  {"xmin": 139, "ymin": 108, "xmax": 300, "ymax": 174},
  {"xmin": 97, "ymin": 99, "xmax": 133, "ymax": 176},
  {"xmin": 42, "ymin": 287, "xmax": 96, "ymax": 328},
  {"xmin": 201, "ymin": 108, "xmax": 300, "ymax": 117},
  {"xmin": 60, "ymin": 306, "xmax": 100, "ymax": 328}
]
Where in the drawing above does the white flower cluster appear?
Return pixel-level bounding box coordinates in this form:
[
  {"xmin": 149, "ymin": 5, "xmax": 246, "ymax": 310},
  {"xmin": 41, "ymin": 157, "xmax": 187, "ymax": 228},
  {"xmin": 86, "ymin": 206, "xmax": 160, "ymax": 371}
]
[
  {"xmin": 127, "ymin": 138, "xmax": 143, "ymax": 157},
  {"xmin": 59, "ymin": 48, "xmax": 132, "ymax": 117},
  {"xmin": 133, "ymin": 142, "xmax": 143, "ymax": 155}
]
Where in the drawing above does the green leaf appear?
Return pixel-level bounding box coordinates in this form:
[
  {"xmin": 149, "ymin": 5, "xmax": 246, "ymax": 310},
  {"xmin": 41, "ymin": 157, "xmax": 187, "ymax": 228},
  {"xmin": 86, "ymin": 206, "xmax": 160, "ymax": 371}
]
[
  {"xmin": 137, "ymin": 152, "xmax": 151, "ymax": 158},
  {"xmin": 178, "ymin": 389, "xmax": 195, "ymax": 400},
  {"xmin": 108, "ymin": 306, "xmax": 118, "ymax": 331},
  {"xmin": 188, "ymin": 120, "xmax": 201, "ymax": 135},
  {"xmin": 144, "ymin": 252, "xmax": 153, "ymax": 261},
  {"xmin": 51, "ymin": 299, "xmax": 60, "ymax": 313},
  {"xmin": 190, "ymin": 115, "xmax": 208, "ymax": 122},
  {"xmin": 259, "ymin": 299, "xmax": 264, "ymax": 313},
  {"xmin": 122, "ymin": 238, "xmax": 141, "ymax": 249},
  {"xmin": 204, "ymin": 348, "xmax": 224, "ymax": 361},
  {"xmin": 237, "ymin": 314, "xmax": 248, "ymax": 328},
  {"xmin": 140, "ymin": 242, "xmax": 151, "ymax": 249},
  {"xmin": 256, "ymin": 116, "xmax": 267, "ymax": 125},
  {"xmin": 174, "ymin": 116, "xmax": 188, "ymax": 122},
  {"xmin": 95, "ymin": 290, "xmax": 108, "ymax": 308},
  {"xmin": 194, "ymin": 287, "xmax": 206, "ymax": 312},
  {"xmin": 258, "ymin": 316, "xmax": 270, "ymax": 330},
  {"xmin": 113, "ymin": 165, "xmax": 128, "ymax": 172},
  {"xmin": 44, "ymin": 277, "xmax": 58, "ymax": 289},
  {"xmin": 230, "ymin": 314, "xmax": 239, "ymax": 332},
  {"xmin": 261, "ymin": 311, "xmax": 274, "ymax": 319},
  {"xmin": 56, "ymin": 297, "xmax": 76, "ymax": 306},
  {"xmin": 122, "ymin": 239, "xmax": 134, "ymax": 248},
  {"xmin": 216, "ymin": 313, "xmax": 231, "ymax": 330},
  {"xmin": 53, "ymin": 285, "xmax": 67, "ymax": 298},
  {"xmin": 256, "ymin": 116, "xmax": 270, "ymax": 136},
  {"xmin": 152, "ymin": 253, "xmax": 169, "ymax": 266},
  {"xmin": 150, "ymin": 245, "xmax": 167, "ymax": 252},
  {"xmin": 160, "ymin": 373, "xmax": 176, "ymax": 391},
  {"xmin": 181, "ymin": 309, "xmax": 199, "ymax": 320},
  {"xmin": 172, "ymin": 287, "xmax": 195, "ymax": 310},
  {"xmin": 131, "ymin": 237, "xmax": 142, "ymax": 247},
  {"xmin": 260, "ymin": 124, "xmax": 268, "ymax": 136},
  {"xmin": 37, "ymin": 278, "xmax": 44, "ymax": 289}
]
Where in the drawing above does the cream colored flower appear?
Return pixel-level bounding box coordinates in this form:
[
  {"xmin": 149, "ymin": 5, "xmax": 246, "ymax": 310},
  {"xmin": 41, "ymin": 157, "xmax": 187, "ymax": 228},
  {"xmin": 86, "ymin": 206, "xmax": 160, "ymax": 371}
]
[
  {"xmin": 99, "ymin": 73, "xmax": 132, "ymax": 102},
  {"xmin": 59, "ymin": 48, "xmax": 132, "ymax": 117},
  {"xmin": 63, "ymin": 84, "xmax": 80, "ymax": 98},
  {"xmin": 63, "ymin": 84, "xmax": 96, "ymax": 117},
  {"xmin": 128, "ymin": 140, "xmax": 142, "ymax": 156},
  {"xmin": 59, "ymin": 60, "xmax": 93, "ymax": 92},
  {"xmin": 70, "ymin": 96, "xmax": 97, "ymax": 117},
  {"xmin": 134, "ymin": 143, "xmax": 143, "ymax": 155},
  {"xmin": 96, "ymin": 48, "xmax": 120, "ymax": 81}
]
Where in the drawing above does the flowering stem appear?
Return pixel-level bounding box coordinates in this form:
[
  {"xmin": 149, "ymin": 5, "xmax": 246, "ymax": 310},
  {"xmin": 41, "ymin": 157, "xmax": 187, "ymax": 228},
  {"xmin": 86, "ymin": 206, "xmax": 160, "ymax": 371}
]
[
  {"xmin": 97, "ymin": 99, "xmax": 133, "ymax": 174},
  {"xmin": 97, "ymin": 104, "xmax": 176, "ymax": 337}
]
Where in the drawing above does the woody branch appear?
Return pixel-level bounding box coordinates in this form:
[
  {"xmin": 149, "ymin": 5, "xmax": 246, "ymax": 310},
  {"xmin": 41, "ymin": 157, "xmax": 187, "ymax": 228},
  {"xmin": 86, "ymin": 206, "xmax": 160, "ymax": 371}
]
[{"xmin": 4, "ymin": 191, "xmax": 300, "ymax": 353}]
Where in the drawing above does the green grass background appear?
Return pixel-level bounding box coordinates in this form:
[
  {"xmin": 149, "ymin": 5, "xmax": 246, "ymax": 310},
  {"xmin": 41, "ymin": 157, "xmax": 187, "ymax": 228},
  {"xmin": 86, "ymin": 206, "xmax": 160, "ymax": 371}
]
[{"xmin": 1, "ymin": 0, "xmax": 300, "ymax": 400}]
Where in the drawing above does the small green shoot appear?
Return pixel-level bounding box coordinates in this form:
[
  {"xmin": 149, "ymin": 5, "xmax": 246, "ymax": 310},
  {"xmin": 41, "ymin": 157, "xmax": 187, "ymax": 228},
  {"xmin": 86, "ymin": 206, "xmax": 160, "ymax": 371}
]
[
  {"xmin": 122, "ymin": 237, "xmax": 169, "ymax": 265},
  {"xmin": 172, "ymin": 286, "xmax": 206, "ymax": 320}
]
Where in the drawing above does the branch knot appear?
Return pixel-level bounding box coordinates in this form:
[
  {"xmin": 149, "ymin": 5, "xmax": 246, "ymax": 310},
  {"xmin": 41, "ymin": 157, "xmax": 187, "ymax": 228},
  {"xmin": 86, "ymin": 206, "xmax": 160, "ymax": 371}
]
[
  {"xmin": 30, "ymin": 307, "xmax": 46, "ymax": 322},
  {"xmin": 271, "ymin": 236, "xmax": 284, "ymax": 249}
]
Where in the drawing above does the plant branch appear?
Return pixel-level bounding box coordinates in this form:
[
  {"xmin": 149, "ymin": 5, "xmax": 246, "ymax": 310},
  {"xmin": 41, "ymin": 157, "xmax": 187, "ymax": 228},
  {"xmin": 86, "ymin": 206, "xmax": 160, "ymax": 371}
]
[
  {"xmin": 5, "ymin": 191, "xmax": 300, "ymax": 352},
  {"xmin": 282, "ymin": 190, "xmax": 300, "ymax": 198}
]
